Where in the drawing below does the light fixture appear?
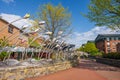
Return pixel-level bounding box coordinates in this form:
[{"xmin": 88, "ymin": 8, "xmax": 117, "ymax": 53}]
[
  {"xmin": 45, "ymin": 31, "xmax": 52, "ymax": 35},
  {"xmin": 39, "ymin": 21, "xmax": 45, "ymax": 25},
  {"xmin": 21, "ymin": 25, "xmax": 29, "ymax": 30},
  {"xmin": 52, "ymin": 38, "xmax": 57, "ymax": 42},
  {"xmin": 56, "ymin": 44, "xmax": 60, "ymax": 47},
  {"xmin": 34, "ymin": 28, "xmax": 40, "ymax": 32},
  {"xmin": 58, "ymin": 31, "xmax": 63, "ymax": 35},
  {"xmin": 23, "ymin": 13, "xmax": 30, "ymax": 19},
  {"xmin": 39, "ymin": 21, "xmax": 46, "ymax": 30}
]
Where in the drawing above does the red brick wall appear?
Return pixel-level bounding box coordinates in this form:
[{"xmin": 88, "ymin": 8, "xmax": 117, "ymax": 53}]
[
  {"xmin": 116, "ymin": 43, "xmax": 120, "ymax": 53},
  {"xmin": 96, "ymin": 40, "xmax": 106, "ymax": 53},
  {"xmin": 109, "ymin": 40, "xmax": 120, "ymax": 53},
  {"xmin": 0, "ymin": 20, "xmax": 22, "ymax": 46},
  {"xmin": 96, "ymin": 40, "xmax": 120, "ymax": 53}
]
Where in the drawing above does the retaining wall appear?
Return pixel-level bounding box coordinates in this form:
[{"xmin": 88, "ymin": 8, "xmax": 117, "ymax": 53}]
[{"xmin": 0, "ymin": 61, "xmax": 72, "ymax": 80}]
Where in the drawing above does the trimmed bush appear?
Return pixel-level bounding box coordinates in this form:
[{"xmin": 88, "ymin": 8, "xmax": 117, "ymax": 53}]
[{"xmin": 102, "ymin": 52, "xmax": 120, "ymax": 59}]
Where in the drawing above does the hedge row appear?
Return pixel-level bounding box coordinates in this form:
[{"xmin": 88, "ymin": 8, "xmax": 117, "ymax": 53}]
[{"xmin": 102, "ymin": 53, "xmax": 120, "ymax": 59}]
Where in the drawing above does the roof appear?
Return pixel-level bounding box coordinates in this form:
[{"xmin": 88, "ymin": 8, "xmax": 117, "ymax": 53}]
[
  {"xmin": 0, "ymin": 18, "xmax": 21, "ymax": 30},
  {"xmin": 87, "ymin": 40, "xmax": 94, "ymax": 43},
  {"xmin": 97, "ymin": 34, "xmax": 120, "ymax": 37},
  {"xmin": 95, "ymin": 34, "xmax": 120, "ymax": 42}
]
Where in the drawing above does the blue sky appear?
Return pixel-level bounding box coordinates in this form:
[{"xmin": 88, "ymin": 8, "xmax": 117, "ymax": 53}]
[
  {"xmin": 0, "ymin": 0, "xmax": 117, "ymax": 48},
  {"xmin": 0, "ymin": 0, "xmax": 94, "ymax": 33}
]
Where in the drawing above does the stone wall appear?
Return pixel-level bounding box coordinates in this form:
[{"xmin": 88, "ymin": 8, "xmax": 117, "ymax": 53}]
[
  {"xmin": 0, "ymin": 61, "xmax": 72, "ymax": 80},
  {"xmin": 96, "ymin": 58, "xmax": 120, "ymax": 67}
]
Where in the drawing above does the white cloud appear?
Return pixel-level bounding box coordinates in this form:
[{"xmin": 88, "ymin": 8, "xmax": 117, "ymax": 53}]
[
  {"xmin": 67, "ymin": 27, "xmax": 120, "ymax": 48},
  {"xmin": 2, "ymin": 0, "xmax": 14, "ymax": 3}
]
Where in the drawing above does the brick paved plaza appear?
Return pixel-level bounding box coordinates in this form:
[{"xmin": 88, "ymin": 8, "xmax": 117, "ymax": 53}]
[{"xmin": 26, "ymin": 59, "xmax": 120, "ymax": 80}]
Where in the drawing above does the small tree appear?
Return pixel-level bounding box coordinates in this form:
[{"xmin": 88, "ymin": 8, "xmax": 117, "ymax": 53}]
[
  {"xmin": 0, "ymin": 36, "xmax": 9, "ymax": 47},
  {"xmin": 79, "ymin": 42, "xmax": 99, "ymax": 56},
  {"xmin": 28, "ymin": 37, "xmax": 40, "ymax": 48},
  {"xmin": 0, "ymin": 51, "xmax": 9, "ymax": 61}
]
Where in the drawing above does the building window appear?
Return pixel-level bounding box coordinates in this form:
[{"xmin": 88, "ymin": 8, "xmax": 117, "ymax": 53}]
[
  {"xmin": 108, "ymin": 49, "xmax": 111, "ymax": 53},
  {"xmin": 107, "ymin": 45, "xmax": 110, "ymax": 47},
  {"xmin": 109, "ymin": 37, "xmax": 111, "ymax": 40},
  {"xmin": 8, "ymin": 26, "xmax": 13, "ymax": 33},
  {"xmin": 106, "ymin": 37, "xmax": 109, "ymax": 41},
  {"xmin": 119, "ymin": 37, "xmax": 120, "ymax": 40},
  {"xmin": 116, "ymin": 37, "xmax": 118, "ymax": 40},
  {"xmin": 111, "ymin": 37, "xmax": 114, "ymax": 40},
  {"xmin": 114, "ymin": 37, "xmax": 117, "ymax": 40},
  {"xmin": 104, "ymin": 38, "xmax": 106, "ymax": 40},
  {"xmin": 107, "ymin": 46, "xmax": 110, "ymax": 49},
  {"xmin": 113, "ymin": 48, "xmax": 116, "ymax": 49}
]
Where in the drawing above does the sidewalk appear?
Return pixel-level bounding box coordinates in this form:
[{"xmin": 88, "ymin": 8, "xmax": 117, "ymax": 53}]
[{"xmin": 26, "ymin": 59, "xmax": 120, "ymax": 80}]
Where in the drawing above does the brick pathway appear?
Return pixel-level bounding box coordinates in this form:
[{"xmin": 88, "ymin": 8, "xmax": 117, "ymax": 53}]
[
  {"xmin": 26, "ymin": 59, "xmax": 120, "ymax": 80},
  {"xmin": 78, "ymin": 59, "xmax": 120, "ymax": 71}
]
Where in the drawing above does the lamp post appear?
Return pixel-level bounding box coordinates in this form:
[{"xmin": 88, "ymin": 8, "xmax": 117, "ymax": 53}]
[
  {"xmin": 21, "ymin": 28, "xmax": 40, "ymax": 60},
  {"xmin": 22, "ymin": 22, "xmax": 51, "ymax": 60},
  {"xmin": 37, "ymin": 31, "xmax": 53, "ymax": 59},
  {"xmin": 82, "ymin": 44, "xmax": 85, "ymax": 58},
  {"xmin": 46, "ymin": 38, "xmax": 57, "ymax": 59},
  {"xmin": 55, "ymin": 31, "xmax": 63, "ymax": 60},
  {"xmin": 41, "ymin": 30, "xmax": 63, "ymax": 60},
  {"xmin": 42, "ymin": 30, "xmax": 64, "ymax": 60},
  {"xmin": 45, "ymin": 38, "xmax": 59, "ymax": 59},
  {"xmin": 55, "ymin": 41, "xmax": 65, "ymax": 60}
]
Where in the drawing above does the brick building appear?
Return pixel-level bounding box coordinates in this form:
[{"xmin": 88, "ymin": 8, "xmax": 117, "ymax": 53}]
[
  {"xmin": 0, "ymin": 17, "xmax": 45, "ymax": 60},
  {"xmin": 95, "ymin": 34, "xmax": 120, "ymax": 53},
  {"xmin": 0, "ymin": 18, "xmax": 28, "ymax": 47},
  {"xmin": 117, "ymin": 43, "xmax": 120, "ymax": 53}
]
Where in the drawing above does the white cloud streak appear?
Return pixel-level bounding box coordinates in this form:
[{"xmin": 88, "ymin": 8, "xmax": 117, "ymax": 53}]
[
  {"xmin": 67, "ymin": 27, "xmax": 120, "ymax": 48},
  {"xmin": 2, "ymin": 0, "xmax": 14, "ymax": 3}
]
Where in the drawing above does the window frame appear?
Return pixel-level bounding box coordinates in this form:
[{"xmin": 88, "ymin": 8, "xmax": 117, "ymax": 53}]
[{"xmin": 8, "ymin": 26, "xmax": 13, "ymax": 34}]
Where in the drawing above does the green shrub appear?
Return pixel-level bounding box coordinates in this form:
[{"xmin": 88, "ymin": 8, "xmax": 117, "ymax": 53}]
[
  {"xmin": 0, "ymin": 52, "xmax": 9, "ymax": 61},
  {"xmin": 34, "ymin": 57, "xmax": 40, "ymax": 60},
  {"xmin": 90, "ymin": 52, "xmax": 103, "ymax": 57},
  {"xmin": 102, "ymin": 52, "xmax": 120, "ymax": 59}
]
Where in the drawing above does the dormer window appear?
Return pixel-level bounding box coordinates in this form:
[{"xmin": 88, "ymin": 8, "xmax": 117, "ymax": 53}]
[{"xmin": 8, "ymin": 26, "xmax": 13, "ymax": 33}]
